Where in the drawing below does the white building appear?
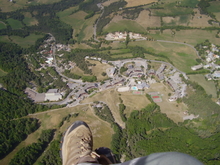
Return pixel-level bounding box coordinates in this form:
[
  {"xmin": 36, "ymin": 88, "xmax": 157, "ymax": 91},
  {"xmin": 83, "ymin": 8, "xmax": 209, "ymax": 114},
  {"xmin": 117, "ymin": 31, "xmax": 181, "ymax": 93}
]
[{"xmin": 191, "ymin": 64, "xmax": 203, "ymax": 71}]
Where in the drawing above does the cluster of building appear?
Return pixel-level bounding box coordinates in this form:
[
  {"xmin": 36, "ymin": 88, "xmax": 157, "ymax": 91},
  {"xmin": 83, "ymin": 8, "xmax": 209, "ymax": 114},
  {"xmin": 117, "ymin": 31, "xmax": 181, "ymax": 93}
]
[
  {"xmin": 191, "ymin": 43, "xmax": 220, "ymax": 80},
  {"xmin": 25, "ymin": 88, "xmax": 63, "ymax": 102},
  {"xmin": 105, "ymin": 32, "xmax": 146, "ymax": 41}
]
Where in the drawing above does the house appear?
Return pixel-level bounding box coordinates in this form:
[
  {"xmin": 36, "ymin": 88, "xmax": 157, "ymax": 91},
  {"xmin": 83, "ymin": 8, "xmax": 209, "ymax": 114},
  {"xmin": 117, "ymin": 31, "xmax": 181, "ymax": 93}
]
[
  {"xmin": 191, "ymin": 64, "xmax": 203, "ymax": 71},
  {"xmin": 102, "ymin": 60, "xmax": 108, "ymax": 64},
  {"xmin": 167, "ymin": 79, "xmax": 178, "ymax": 91},
  {"xmin": 45, "ymin": 89, "xmax": 62, "ymax": 101},
  {"xmin": 75, "ymin": 89, "xmax": 88, "ymax": 99},
  {"xmin": 156, "ymin": 64, "xmax": 166, "ymax": 74},
  {"xmin": 148, "ymin": 69, "xmax": 155, "ymax": 75},
  {"xmin": 107, "ymin": 67, "xmax": 116, "ymax": 77},
  {"xmin": 157, "ymin": 73, "xmax": 165, "ymax": 80},
  {"xmin": 205, "ymin": 74, "xmax": 212, "ymax": 80},
  {"xmin": 45, "ymin": 57, "xmax": 53, "ymax": 65},
  {"xmin": 212, "ymin": 71, "xmax": 220, "ymax": 78}
]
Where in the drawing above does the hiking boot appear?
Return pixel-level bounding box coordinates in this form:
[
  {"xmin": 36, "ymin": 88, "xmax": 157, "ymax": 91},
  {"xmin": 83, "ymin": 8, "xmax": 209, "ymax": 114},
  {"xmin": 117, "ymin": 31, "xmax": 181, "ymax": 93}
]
[{"xmin": 61, "ymin": 121, "xmax": 100, "ymax": 165}]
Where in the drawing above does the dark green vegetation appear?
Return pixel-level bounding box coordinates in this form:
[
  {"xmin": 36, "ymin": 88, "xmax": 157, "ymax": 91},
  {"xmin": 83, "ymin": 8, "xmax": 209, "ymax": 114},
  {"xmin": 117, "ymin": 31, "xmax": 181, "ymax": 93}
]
[
  {"xmin": 9, "ymin": 129, "xmax": 54, "ymax": 165},
  {"xmin": 0, "ymin": 118, "xmax": 39, "ymax": 159},
  {"xmin": 97, "ymin": 94, "xmax": 220, "ymax": 164},
  {"xmin": 96, "ymin": 0, "xmax": 127, "ymax": 35},
  {"xmin": 183, "ymin": 81, "xmax": 220, "ymax": 137}
]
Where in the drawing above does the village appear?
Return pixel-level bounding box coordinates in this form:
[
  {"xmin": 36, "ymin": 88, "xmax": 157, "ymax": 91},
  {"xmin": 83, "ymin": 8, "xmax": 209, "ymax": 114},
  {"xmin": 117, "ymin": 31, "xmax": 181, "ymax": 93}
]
[{"xmin": 191, "ymin": 43, "xmax": 220, "ymax": 80}]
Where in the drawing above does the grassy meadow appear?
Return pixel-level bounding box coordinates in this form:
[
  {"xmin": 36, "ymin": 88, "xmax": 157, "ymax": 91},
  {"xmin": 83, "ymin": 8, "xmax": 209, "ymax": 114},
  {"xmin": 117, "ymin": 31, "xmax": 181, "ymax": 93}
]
[
  {"xmin": 189, "ymin": 74, "xmax": 217, "ymax": 98},
  {"xmin": 0, "ymin": 22, "xmax": 7, "ymax": 29},
  {"xmin": 103, "ymin": 18, "xmax": 146, "ymax": 33},
  {"xmin": 148, "ymin": 29, "xmax": 220, "ymax": 46},
  {"xmin": 23, "ymin": 12, "xmax": 38, "ymax": 26},
  {"xmin": 128, "ymin": 40, "xmax": 198, "ymax": 73},
  {"xmin": 7, "ymin": 18, "xmax": 24, "ymax": 29},
  {"xmin": 57, "ymin": 8, "xmax": 99, "ymax": 41},
  {"xmin": 10, "ymin": 34, "xmax": 44, "ymax": 48}
]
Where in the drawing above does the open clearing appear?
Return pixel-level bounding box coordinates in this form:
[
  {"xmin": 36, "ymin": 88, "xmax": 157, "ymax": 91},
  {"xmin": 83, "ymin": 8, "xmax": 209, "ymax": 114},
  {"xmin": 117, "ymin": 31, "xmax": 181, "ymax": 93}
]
[
  {"xmin": 88, "ymin": 60, "xmax": 112, "ymax": 81},
  {"xmin": 23, "ymin": 12, "xmax": 38, "ymax": 26},
  {"xmin": 0, "ymin": 22, "xmax": 7, "ymax": 29},
  {"xmin": 0, "ymin": 36, "xmax": 10, "ymax": 43},
  {"xmin": 189, "ymin": 74, "xmax": 217, "ymax": 98},
  {"xmin": 0, "ymin": 68, "xmax": 7, "ymax": 77},
  {"xmin": 102, "ymin": 0, "xmax": 119, "ymax": 6},
  {"xmin": 10, "ymin": 34, "xmax": 44, "ymax": 48},
  {"xmin": 120, "ymin": 91, "xmax": 151, "ymax": 117},
  {"xmin": 125, "ymin": 0, "xmax": 157, "ymax": 7},
  {"xmin": 82, "ymin": 88, "xmax": 125, "ymax": 128},
  {"xmin": 71, "ymin": 66, "xmax": 89, "ymax": 76},
  {"xmin": 151, "ymin": 3, "xmax": 193, "ymax": 16},
  {"xmin": 136, "ymin": 10, "xmax": 161, "ymax": 28},
  {"xmin": 103, "ymin": 15, "xmax": 146, "ymax": 33},
  {"xmin": 148, "ymin": 29, "xmax": 220, "ymax": 46},
  {"xmin": 147, "ymin": 83, "xmax": 187, "ymax": 123},
  {"xmin": 0, "ymin": 0, "xmax": 28, "ymax": 12},
  {"xmin": 58, "ymin": 9, "xmax": 99, "ymax": 40},
  {"xmin": 128, "ymin": 40, "xmax": 198, "ymax": 73},
  {"xmin": 7, "ymin": 18, "xmax": 24, "ymax": 29}
]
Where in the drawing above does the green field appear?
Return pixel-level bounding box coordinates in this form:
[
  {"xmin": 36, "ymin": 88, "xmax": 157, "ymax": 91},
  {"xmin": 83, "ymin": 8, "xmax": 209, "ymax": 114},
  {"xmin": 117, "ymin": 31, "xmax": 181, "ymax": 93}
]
[
  {"xmin": 58, "ymin": 8, "xmax": 99, "ymax": 41},
  {"xmin": 151, "ymin": 2, "xmax": 193, "ymax": 16},
  {"xmin": 103, "ymin": 20, "xmax": 146, "ymax": 33},
  {"xmin": 10, "ymin": 34, "xmax": 44, "ymax": 48},
  {"xmin": 207, "ymin": 1, "xmax": 220, "ymax": 13},
  {"xmin": 23, "ymin": 13, "xmax": 38, "ymax": 26},
  {"xmin": 148, "ymin": 29, "xmax": 220, "ymax": 46},
  {"xmin": 7, "ymin": 18, "xmax": 24, "ymax": 29},
  {"xmin": 0, "ymin": 68, "xmax": 7, "ymax": 77},
  {"xmin": 128, "ymin": 40, "xmax": 198, "ymax": 72},
  {"xmin": 0, "ymin": 35, "xmax": 11, "ymax": 43},
  {"xmin": 0, "ymin": 0, "xmax": 62, "ymax": 12},
  {"xmin": 0, "ymin": 22, "xmax": 7, "ymax": 29},
  {"xmin": 189, "ymin": 74, "xmax": 217, "ymax": 98}
]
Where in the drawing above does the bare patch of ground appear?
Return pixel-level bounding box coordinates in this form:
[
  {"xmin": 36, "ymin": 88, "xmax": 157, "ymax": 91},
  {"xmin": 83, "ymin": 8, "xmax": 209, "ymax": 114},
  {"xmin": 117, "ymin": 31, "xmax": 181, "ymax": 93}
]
[
  {"xmin": 88, "ymin": 60, "xmax": 112, "ymax": 81},
  {"xmin": 102, "ymin": 0, "xmax": 119, "ymax": 6},
  {"xmin": 82, "ymin": 88, "xmax": 125, "ymax": 128},
  {"xmin": 125, "ymin": 0, "xmax": 157, "ymax": 7},
  {"xmin": 136, "ymin": 10, "xmax": 161, "ymax": 27}
]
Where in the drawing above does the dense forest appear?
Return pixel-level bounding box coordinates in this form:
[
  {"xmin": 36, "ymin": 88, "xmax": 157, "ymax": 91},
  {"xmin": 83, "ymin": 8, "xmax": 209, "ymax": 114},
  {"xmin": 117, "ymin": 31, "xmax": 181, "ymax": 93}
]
[{"xmin": 0, "ymin": 118, "xmax": 39, "ymax": 159}]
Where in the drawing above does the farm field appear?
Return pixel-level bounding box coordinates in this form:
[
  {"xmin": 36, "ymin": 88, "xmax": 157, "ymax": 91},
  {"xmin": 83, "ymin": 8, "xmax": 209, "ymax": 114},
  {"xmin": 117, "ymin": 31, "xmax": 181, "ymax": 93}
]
[
  {"xmin": 103, "ymin": 16, "xmax": 146, "ymax": 33},
  {"xmin": 10, "ymin": 34, "xmax": 44, "ymax": 48},
  {"xmin": 7, "ymin": 18, "xmax": 24, "ymax": 29},
  {"xmin": 0, "ymin": 36, "xmax": 11, "ymax": 43},
  {"xmin": 120, "ymin": 91, "xmax": 151, "ymax": 117},
  {"xmin": 128, "ymin": 40, "xmax": 198, "ymax": 73},
  {"xmin": 136, "ymin": 10, "xmax": 161, "ymax": 28},
  {"xmin": 125, "ymin": 0, "xmax": 157, "ymax": 7},
  {"xmin": 189, "ymin": 74, "xmax": 217, "ymax": 98},
  {"xmin": 58, "ymin": 9, "xmax": 99, "ymax": 41},
  {"xmin": 148, "ymin": 29, "xmax": 220, "ymax": 46},
  {"xmin": 151, "ymin": 3, "xmax": 193, "ymax": 16},
  {"xmin": 111, "ymin": 53, "xmax": 133, "ymax": 59},
  {"xmin": 0, "ymin": 22, "xmax": 6, "ymax": 29},
  {"xmin": 23, "ymin": 12, "xmax": 38, "ymax": 26}
]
